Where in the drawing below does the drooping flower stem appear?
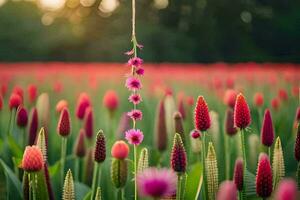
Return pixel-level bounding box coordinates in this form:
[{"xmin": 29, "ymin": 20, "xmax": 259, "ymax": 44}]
[
  {"xmin": 61, "ymin": 137, "xmax": 67, "ymax": 187},
  {"xmin": 134, "ymin": 145, "xmax": 138, "ymax": 200},
  {"xmin": 91, "ymin": 162, "xmax": 101, "ymax": 200}
]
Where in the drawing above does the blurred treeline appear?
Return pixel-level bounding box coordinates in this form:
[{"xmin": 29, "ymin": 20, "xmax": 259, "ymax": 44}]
[{"xmin": 0, "ymin": 0, "xmax": 300, "ymax": 62}]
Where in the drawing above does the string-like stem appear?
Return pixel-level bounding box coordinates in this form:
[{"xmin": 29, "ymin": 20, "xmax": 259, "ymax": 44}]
[
  {"xmin": 60, "ymin": 137, "xmax": 67, "ymax": 187},
  {"xmin": 268, "ymin": 147, "xmax": 271, "ymax": 161},
  {"xmin": 176, "ymin": 174, "xmax": 182, "ymax": 200},
  {"xmin": 134, "ymin": 145, "xmax": 137, "ymax": 200},
  {"xmin": 91, "ymin": 162, "xmax": 100, "ymax": 200},
  {"xmin": 194, "ymin": 163, "xmax": 203, "ymax": 200}
]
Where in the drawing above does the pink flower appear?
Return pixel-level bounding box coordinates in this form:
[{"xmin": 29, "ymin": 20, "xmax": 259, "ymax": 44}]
[
  {"xmin": 136, "ymin": 68, "xmax": 144, "ymax": 76},
  {"xmin": 190, "ymin": 129, "xmax": 201, "ymax": 139},
  {"xmin": 125, "ymin": 129, "xmax": 144, "ymax": 145},
  {"xmin": 128, "ymin": 57, "xmax": 143, "ymax": 67},
  {"xmin": 137, "ymin": 168, "xmax": 177, "ymax": 198},
  {"xmin": 127, "ymin": 109, "xmax": 143, "ymax": 121},
  {"xmin": 125, "ymin": 77, "xmax": 142, "ymax": 91},
  {"xmin": 275, "ymin": 179, "xmax": 298, "ymax": 200},
  {"xmin": 128, "ymin": 94, "xmax": 142, "ymax": 105}
]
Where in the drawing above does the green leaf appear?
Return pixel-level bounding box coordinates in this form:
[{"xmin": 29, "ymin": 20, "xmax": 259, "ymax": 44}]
[
  {"xmin": 49, "ymin": 161, "xmax": 60, "ymax": 177},
  {"xmin": 0, "ymin": 159, "xmax": 23, "ymax": 199},
  {"xmin": 83, "ymin": 191, "xmax": 92, "ymax": 200},
  {"xmin": 185, "ymin": 162, "xmax": 202, "ymax": 200},
  {"xmin": 245, "ymin": 169, "xmax": 257, "ymax": 197},
  {"xmin": 75, "ymin": 182, "xmax": 90, "ymax": 200},
  {"xmin": 7, "ymin": 135, "xmax": 23, "ymax": 158},
  {"xmin": 36, "ymin": 170, "xmax": 50, "ymax": 200}
]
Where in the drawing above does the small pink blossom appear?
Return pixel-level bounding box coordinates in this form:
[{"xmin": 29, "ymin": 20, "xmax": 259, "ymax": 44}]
[
  {"xmin": 125, "ymin": 129, "xmax": 144, "ymax": 145},
  {"xmin": 125, "ymin": 49, "xmax": 134, "ymax": 56},
  {"xmin": 125, "ymin": 77, "xmax": 142, "ymax": 91},
  {"xmin": 190, "ymin": 129, "xmax": 201, "ymax": 139},
  {"xmin": 129, "ymin": 94, "xmax": 142, "ymax": 105},
  {"xmin": 128, "ymin": 109, "xmax": 143, "ymax": 121},
  {"xmin": 137, "ymin": 43, "xmax": 144, "ymax": 49},
  {"xmin": 128, "ymin": 57, "xmax": 143, "ymax": 67},
  {"xmin": 136, "ymin": 68, "xmax": 144, "ymax": 76}
]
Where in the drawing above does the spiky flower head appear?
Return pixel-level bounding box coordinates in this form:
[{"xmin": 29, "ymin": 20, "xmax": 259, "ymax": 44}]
[
  {"xmin": 128, "ymin": 93, "xmax": 142, "ymax": 105},
  {"xmin": 194, "ymin": 96, "xmax": 211, "ymax": 131},
  {"xmin": 127, "ymin": 109, "xmax": 143, "ymax": 121},
  {"xmin": 173, "ymin": 112, "xmax": 185, "ymax": 144},
  {"xmin": 74, "ymin": 129, "xmax": 86, "ymax": 158},
  {"xmin": 63, "ymin": 169, "xmax": 75, "ymax": 200},
  {"xmin": 216, "ymin": 181, "xmax": 237, "ymax": 200},
  {"xmin": 94, "ymin": 130, "xmax": 106, "ymax": 163},
  {"xmin": 9, "ymin": 93, "xmax": 22, "ymax": 110},
  {"xmin": 223, "ymin": 89, "xmax": 237, "ymax": 108},
  {"xmin": 22, "ymin": 145, "xmax": 43, "ymax": 172},
  {"xmin": 256, "ymin": 153, "xmax": 273, "ymax": 198},
  {"xmin": 155, "ymin": 100, "xmax": 168, "ymax": 152},
  {"xmin": 27, "ymin": 84, "xmax": 37, "ymax": 103},
  {"xmin": 57, "ymin": 108, "xmax": 71, "ymax": 137},
  {"xmin": 261, "ymin": 109, "xmax": 275, "ymax": 147},
  {"xmin": 95, "ymin": 187, "xmax": 102, "ymax": 200},
  {"xmin": 125, "ymin": 77, "xmax": 142, "ymax": 91},
  {"xmin": 272, "ymin": 137, "xmax": 285, "ymax": 190},
  {"xmin": 16, "ymin": 106, "xmax": 28, "ymax": 128},
  {"xmin": 111, "ymin": 140, "xmax": 129, "ymax": 160},
  {"xmin": 28, "ymin": 108, "xmax": 38, "ymax": 145},
  {"xmin": 294, "ymin": 123, "xmax": 300, "ymax": 161},
  {"xmin": 103, "ymin": 90, "xmax": 119, "ymax": 112},
  {"xmin": 171, "ymin": 133, "xmax": 187, "ymax": 173},
  {"xmin": 36, "ymin": 127, "xmax": 47, "ymax": 162},
  {"xmin": 206, "ymin": 142, "xmax": 219, "ymax": 200},
  {"xmin": 275, "ymin": 179, "xmax": 298, "ymax": 200},
  {"xmin": 233, "ymin": 158, "xmax": 243, "ymax": 191},
  {"xmin": 125, "ymin": 129, "xmax": 144, "ymax": 145},
  {"xmin": 111, "ymin": 159, "xmax": 128, "ymax": 188},
  {"xmin": 234, "ymin": 93, "xmax": 251, "ymax": 129},
  {"xmin": 75, "ymin": 92, "xmax": 91, "ymax": 120},
  {"xmin": 137, "ymin": 168, "xmax": 177, "ymax": 198},
  {"xmin": 224, "ymin": 108, "xmax": 237, "ymax": 136},
  {"xmin": 138, "ymin": 148, "xmax": 149, "ymax": 172},
  {"xmin": 253, "ymin": 92, "xmax": 264, "ymax": 107},
  {"xmin": 84, "ymin": 107, "xmax": 93, "ymax": 139}
]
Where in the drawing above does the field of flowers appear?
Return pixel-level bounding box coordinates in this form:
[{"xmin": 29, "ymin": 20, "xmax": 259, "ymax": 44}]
[{"xmin": 0, "ymin": 62, "xmax": 299, "ymax": 200}]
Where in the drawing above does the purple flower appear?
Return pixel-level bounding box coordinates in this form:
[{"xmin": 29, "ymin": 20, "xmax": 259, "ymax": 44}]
[
  {"xmin": 125, "ymin": 129, "xmax": 144, "ymax": 145},
  {"xmin": 136, "ymin": 68, "xmax": 144, "ymax": 76},
  {"xmin": 128, "ymin": 94, "xmax": 142, "ymax": 105},
  {"xmin": 125, "ymin": 77, "xmax": 142, "ymax": 91},
  {"xmin": 137, "ymin": 168, "xmax": 177, "ymax": 198},
  {"xmin": 128, "ymin": 109, "xmax": 143, "ymax": 121},
  {"xmin": 128, "ymin": 57, "xmax": 143, "ymax": 67}
]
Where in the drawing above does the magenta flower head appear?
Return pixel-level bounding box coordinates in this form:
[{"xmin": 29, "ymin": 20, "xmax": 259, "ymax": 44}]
[
  {"xmin": 216, "ymin": 181, "xmax": 237, "ymax": 200},
  {"xmin": 233, "ymin": 158, "xmax": 243, "ymax": 191},
  {"xmin": 84, "ymin": 107, "xmax": 93, "ymax": 139},
  {"xmin": 94, "ymin": 130, "xmax": 106, "ymax": 163},
  {"xmin": 128, "ymin": 57, "xmax": 143, "ymax": 67},
  {"xmin": 294, "ymin": 123, "xmax": 300, "ymax": 161},
  {"xmin": 190, "ymin": 129, "xmax": 201, "ymax": 139},
  {"xmin": 9, "ymin": 93, "xmax": 22, "ymax": 110},
  {"xmin": 128, "ymin": 94, "xmax": 142, "ymax": 105},
  {"xmin": 136, "ymin": 68, "xmax": 144, "ymax": 76},
  {"xmin": 57, "ymin": 108, "xmax": 71, "ymax": 137},
  {"xmin": 256, "ymin": 153, "xmax": 273, "ymax": 198},
  {"xmin": 75, "ymin": 92, "xmax": 91, "ymax": 120},
  {"xmin": 125, "ymin": 77, "xmax": 142, "ymax": 91},
  {"xmin": 125, "ymin": 129, "xmax": 144, "ymax": 145},
  {"xmin": 127, "ymin": 109, "xmax": 143, "ymax": 121},
  {"xmin": 22, "ymin": 145, "xmax": 43, "ymax": 172},
  {"xmin": 137, "ymin": 168, "xmax": 177, "ymax": 198},
  {"xmin": 234, "ymin": 93, "xmax": 251, "ymax": 129},
  {"xmin": 194, "ymin": 96, "xmax": 211, "ymax": 131},
  {"xmin": 275, "ymin": 179, "xmax": 298, "ymax": 200},
  {"xmin": 225, "ymin": 108, "xmax": 237, "ymax": 136},
  {"xmin": 261, "ymin": 109, "xmax": 275, "ymax": 147},
  {"xmin": 16, "ymin": 106, "xmax": 28, "ymax": 128},
  {"xmin": 74, "ymin": 129, "xmax": 86, "ymax": 158},
  {"xmin": 28, "ymin": 108, "xmax": 38, "ymax": 145},
  {"xmin": 171, "ymin": 133, "xmax": 187, "ymax": 173}
]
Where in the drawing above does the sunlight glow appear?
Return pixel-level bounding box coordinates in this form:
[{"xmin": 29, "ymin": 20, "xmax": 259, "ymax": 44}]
[
  {"xmin": 98, "ymin": 0, "xmax": 119, "ymax": 13},
  {"xmin": 153, "ymin": 0, "xmax": 169, "ymax": 10},
  {"xmin": 0, "ymin": 0, "xmax": 6, "ymax": 7},
  {"xmin": 39, "ymin": 0, "xmax": 66, "ymax": 11},
  {"xmin": 80, "ymin": 0, "xmax": 96, "ymax": 7}
]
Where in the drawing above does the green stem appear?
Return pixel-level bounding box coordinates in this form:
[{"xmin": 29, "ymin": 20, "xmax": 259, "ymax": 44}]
[
  {"xmin": 240, "ymin": 129, "xmax": 247, "ymax": 170},
  {"xmin": 91, "ymin": 162, "xmax": 100, "ymax": 200},
  {"xmin": 23, "ymin": 128, "xmax": 27, "ymax": 149},
  {"xmin": 176, "ymin": 174, "xmax": 182, "ymax": 200},
  {"xmin": 297, "ymin": 162, "xmax": 300, "ymax": 190},
  {"xmin": 7, "ymin": 110, "xmax": 15, "ymax": 136},
  {"xmin": 29, "ymin": 173, "xmax": 37, "ymax": 200},
  {"xmin": 194, "ymin": 154, "xmax": 203, "ymax": 200},
  {"xmin": 134, "ymin": 145, "xmax": 137, "ymax": 200},
  {"xmin": 117, "ymin": 188, "xmax": 122, "ymax": 200},
  {"xmin": 75, "ymin": 158, "xmax": 79, "ymax": 182},
  {"xmin": 60, "ymin": 137, "xmax": 67, "ymax": 187},
  {"xmin": 238, "ymin": 191, "xmax": 243, "ymax": 200},
  {"xmin": 268, "ymin": 147, "xmax": 271, "ymax": 162},
  {"xmin": 200, "ymin": 132, "xmax": 207, "ymax": 200},
  {"xmin": 224, "ymin": 133, "xmax": 230, "ymax": 179}
]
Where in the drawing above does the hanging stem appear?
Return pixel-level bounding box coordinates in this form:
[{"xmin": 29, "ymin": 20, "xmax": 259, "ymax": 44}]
[
  {"xmin": 60, "ymin": 137, "xmax": 67, "ymax": 187},
  {"xmin": 91, "ymin": 162, "xmax": 100, "ymax": 200},
  {"xmin": 176, "ymin": 174, "xmax": 182, "ymax": 200}
]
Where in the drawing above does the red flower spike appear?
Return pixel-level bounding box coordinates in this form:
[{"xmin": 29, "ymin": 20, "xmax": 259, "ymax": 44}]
[
  {"xmin": 16, "ymin": 106, "xmax": 28, "ymax": 128},
  {"xmin": 225, "ymin": 108, "xmax": 237, "ymax": 136},
  {"xmin": 84, "ymin": 107, "xmax": 93, "ymax": 139},
  {"xmin": 94, "ymin": 130, "xmax": 106, "ymax": 163},
  {"xmin": 194, "ymin": 96, "xmax": 211, "ymax": 131},
  {"xmin": 275, "ymin": 179, "xmax": 298, "ymax": 200},
  {"xmin": 233, "ymin": 158, "xmax": 243, "ymax": 191},
  {"xmin": 9, "ymin": 93, "xmax": 22, "ymax": 110},
  {"xmin": 74, "ymin": 129, "xmax": 86, "ymax": 158},
  {"xmin": 12, "ymin": 85, "xmax": 24, "ymax": 100},
  {"xmin": 171, "ymin": 133, "xmax": 187, "ymax": 173},
  {"xmin": 261, "ymin": 109, "xmax": 275, "ymax": 147},
  {"xmin": 294, "ymin": 124, "xmax": 300, "ymax": 161},
  {"xmin": 256, "ymin": 153, "xmax": 273, "ymax": 198},
  {"xmin": 253, "ymin": 92, "xmax": 264, "ymax": 107},
  {"xmin": 57, "ymin": 108, "xmax": 71, "ymax": 137},
  {"xmin": 22, "ymin": 146, "xmax": 43, "ymax": 172},
  {"xmin": 75, "ymin": 93, "xmax": 91, "ymax": 120},
  {"xmin": 234, "ymin": 93, "xmax": 251, "ymax": 129},
  {"xmin": 28, "ymin": 108, "xmax": 38, "ymax": 145},
  {"xmin": 27, "ymin": 84, "xmax": 37, "ymax": 103}
]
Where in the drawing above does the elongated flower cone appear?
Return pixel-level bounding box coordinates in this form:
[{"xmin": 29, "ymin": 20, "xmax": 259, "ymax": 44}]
[
  {"xmin": 22, "ymin": 145, "xmax": 43, "ymax": 172},
  {"xmin": 27, "ymin": 84, "xmax": 37, "ymax": 103},
  {"xmin": 138, "ymin": 148, "xmax": 149, "ymax": 172},
  {"xmin": 111, "ymin": 158, "xmax": 128, "ymax": 188},
  {"xmin": 116, "ymin": 113, "xmax": 131, "ymax": 139},
  {"xmin": 103, "ymin": 90, "xmax": 119, "ymax": 113},
  {"xmin": 295, "ymin": 123, "xmax": 300, "ymax": 161},
  {"xmin": 36, "ymin": 127, "xmax": 47, "ymax": 162},
  {"xmin": 63, "ymin": 169, "xmax": 75, "ymax": 200},
  {"xmin": 233, "ymin": 158, "xmax": 243, "ymax": 191},
  {"xmin": 111, "ymin": 140, "xmax": 129, "ymax": 159},
  {"xmin": 76, "ymin": 92, "xmax": 91, "ymax": 120},
  {"xmin": 206, "ymin": 142, "xmax": 219, "ymax": 200},
  {"xmin": 84, "ymin": 149, "xmax": 94, "ymax": 186},
  {"xmin": 57, "ymin": 108, "xmax": 71, "ymax": 137},
  {"xmin": 234, "ymin": 93, "xmax": 251, "ymax": 129},
  {"xmin": 256, "ymin": 153, "xmax": 273, "ymax": 198},
  {"xmin": 155, "ymin": 100, "xmax": 168, "ymax": 152},
  {"xmin": 95, "ymin": 187, "xmax": 102, "ymax": 200},
  {"xmin": 294, "ymin": 107, "xmax": 300, "ymax": 128},
  {"xmin": 74, "ymin": 129, "xmax": 86, "ymax": 158},
  {"xmin": 178, "ymin": 98, "xmax": 186, "ymax": 120},
  {"xmin": 9, "ymin": 93, "xmax": 22, "ymax": 110},
  {"xmin": 16, "ymin": 106, "xmax": 28, "ymax": 128},
  {"xmin": 261, "ymin": 109, "xmax": 275, "ymax": 147},
  {"xmin": 275, "ymin": 179, "xmax": 298, "ymax": 200},
  {"xmin": 36, "ymin": 93, "xmax": 50, "ymax": 129},
  {"xmin": 84, "ymin": 107, "xmax": 93, "ymax": 139},
  {"xmin": 94, "ymin": 130, "xmax": 106, "ymax": 163},
  {"xmin": 216, "ymin": 181, "xmax": 237, "ymax": 200},
  {"xmin": 194, "ymin": 96, "xmax": 211, "ymax": 131},
  {"xmin": 171, "ymin": 133, "xmax": 187, "ymax": 173},
  {"xmin": 253, "ymin": 92, "xmax": 264, "ymax": 107},
  {"xmin": 173, "ymin": 112, "xmax": 185, "ymax": 144},
  {"xmin": 272, "ymin": 137, "xmax": 285, "ymax": 189},
  {"xmin": 28, "ymin": 108, "xmax": 38, "ymax": 145},
  {"xmin": 224, "ymin": 108, "xmax": 237, "ymax": 136},
  {"xmin": 164, "ymin": 94, "xmax": 176, "ymax": 135},
  {"xmin": 223, "ymin": 89, "xmax": 237, "ymax": 108}
]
